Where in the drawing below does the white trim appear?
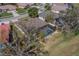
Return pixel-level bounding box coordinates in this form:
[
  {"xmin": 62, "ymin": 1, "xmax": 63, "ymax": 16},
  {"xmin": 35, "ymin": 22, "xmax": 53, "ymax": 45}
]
[
  {"xmin": 39, "ymin": 17, "xmax": 45, "ymax": 21},
  {"xmin": 48, "ymin": 23, "xmax": 55, "ymax": 27},
  {"xmin": 52, "ymin": 10, "xmax": 60, "ymax": 13}
]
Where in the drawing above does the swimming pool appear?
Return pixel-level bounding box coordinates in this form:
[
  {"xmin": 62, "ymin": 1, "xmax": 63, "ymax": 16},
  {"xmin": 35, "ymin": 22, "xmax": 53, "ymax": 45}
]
[
  {"xmin": 40, "ymin": 25, "xmax": 55, "ymax": 36},
  {"xmin": 0, "ymin": 43, "xmax": 5, "ymax": 49}
]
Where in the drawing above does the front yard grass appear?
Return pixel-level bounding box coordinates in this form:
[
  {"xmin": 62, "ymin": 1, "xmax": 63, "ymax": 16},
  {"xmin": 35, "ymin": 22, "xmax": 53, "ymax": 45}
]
[{"xmin": 0, "ymin": 12, "xmax": 13, "ymax": 18}]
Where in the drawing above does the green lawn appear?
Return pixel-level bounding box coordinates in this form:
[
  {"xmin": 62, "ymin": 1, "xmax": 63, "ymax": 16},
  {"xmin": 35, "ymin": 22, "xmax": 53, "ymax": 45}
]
[
  {"xmin": 0, "ymin": 12, "xmax": 13, "ymax": 18},
  {"xmin": 43, "ymin": 31, "xmax": 79, "ymax": 56},
  {"xmin": 16, "ymin": 8, "xmax": 27, "ymax": 15}
]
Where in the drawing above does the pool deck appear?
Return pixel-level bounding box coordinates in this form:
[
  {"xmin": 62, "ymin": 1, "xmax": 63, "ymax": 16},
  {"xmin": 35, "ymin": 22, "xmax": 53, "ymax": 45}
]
[{"xmin": 45, "ymin": 30, "xmax": 58, "ymax": 39}]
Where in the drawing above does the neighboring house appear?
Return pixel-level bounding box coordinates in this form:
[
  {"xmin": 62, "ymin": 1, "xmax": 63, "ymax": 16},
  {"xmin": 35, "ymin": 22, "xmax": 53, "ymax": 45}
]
[
  {"xmin": 51, "ymin": 3, "xmax": 69, "ymax": 13},
  {"xmin": 17, "ymin": 3, "xmax": 33, "ymax": 8},
  {"xmin": 53, "ymin": 4, "xmax": 73, "ymax": 29},
  {"xmin": 0, "ymin": 5, "xmax": 17, "ymax": 13},
  {"xmin": 51, "ymin": 3, "xmax": 72, "ymax": 25},
  {"xmin": 0, "ymin": 23, "xmax": 10, "ymax": 43}
]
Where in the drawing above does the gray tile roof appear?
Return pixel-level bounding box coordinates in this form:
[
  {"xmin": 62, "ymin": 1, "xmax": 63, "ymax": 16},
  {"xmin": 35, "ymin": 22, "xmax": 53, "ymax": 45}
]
[
  {"xmin": 16, "ymin": 18, "xmax": 47, "ymax": 31},
  {"xmin": 25, "ymin": 18, "xmax": 47, "ymax": 30},
  {"xmin": 0, "ymin": 5, "xmax": 16, "ymax": 10}
]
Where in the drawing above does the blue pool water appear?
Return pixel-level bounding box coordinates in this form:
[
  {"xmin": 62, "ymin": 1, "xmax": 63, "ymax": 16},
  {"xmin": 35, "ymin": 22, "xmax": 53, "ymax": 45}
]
[
  {"xmin": 0, "ymin": 43, "xmax": 5, "ymax": 49},
  {"xmin": 44, "ymin": 28, "xmax": 53, "ymax": 36},
  {"xmin": 40, "ymin": 26, "xmax": 54, "ymax": 36}
]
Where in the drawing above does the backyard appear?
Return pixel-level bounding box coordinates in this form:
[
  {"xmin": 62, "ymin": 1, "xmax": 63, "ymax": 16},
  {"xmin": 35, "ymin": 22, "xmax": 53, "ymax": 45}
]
[{"xmin": 43, "ymin": 31, "xmax": 79, "ymax": 56}]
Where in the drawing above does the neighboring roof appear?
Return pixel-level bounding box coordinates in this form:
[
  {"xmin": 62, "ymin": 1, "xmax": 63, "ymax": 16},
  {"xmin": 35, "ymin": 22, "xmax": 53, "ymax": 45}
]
[
  {"xmin": 0, "ymin": 5, "xmax": 16, "ymax": 10},
  {"xmin": 16, "ymin": 18, "xmax": 47, "ymax": 31},
  {"xmin": 52, "ymin": 3, "xmax": 68, "ymax": 11},
  {"xmin": 17, "ymin": 3, "xmax": 32, "ymax": 7},
  {"xmin": 0, "ymin": 23, "xmax": 10, "ymax": 43},
  {"xmin": 0, "ymin": 23, "xmax": 9, "ymax": 31}
]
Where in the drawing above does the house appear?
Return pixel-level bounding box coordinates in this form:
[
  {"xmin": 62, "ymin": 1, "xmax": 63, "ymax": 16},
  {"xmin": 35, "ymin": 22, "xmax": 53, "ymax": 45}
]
[
  {"xmin": 16, "ymin": 18, "xmax": 56, "ymax": 38},
  {"xmin": 51, "ymin": 3, "xmax": 72, "ymax": 25},
  {"xmin": 51, "ymin": 3, "xmax": 69, "ymax": 13},
  {"xmin": 0, "ymin": 23, "xmax": 10, "ymax": 43},
  {"xmin": 16, "ymin": 18, "xmax": 47, "ymax": 32},
  {"xmin": 0, "ymin": 5, "xmax": 16, "ymax": 12}
]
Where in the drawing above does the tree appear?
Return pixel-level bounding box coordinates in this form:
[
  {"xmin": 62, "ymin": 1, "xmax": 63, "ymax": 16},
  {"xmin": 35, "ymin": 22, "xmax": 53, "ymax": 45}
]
[{"xmin": 28, "ymin": 7, "xmax": 38, "ymax": 18}]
